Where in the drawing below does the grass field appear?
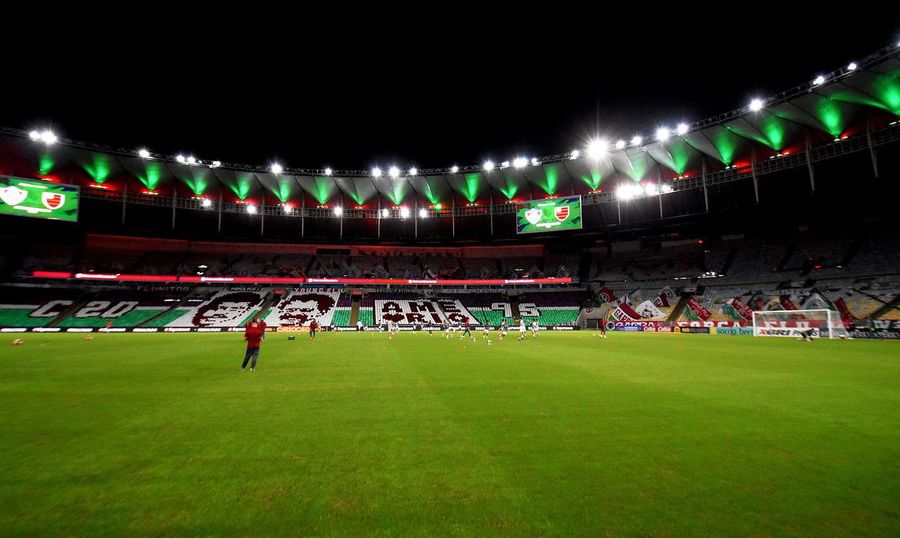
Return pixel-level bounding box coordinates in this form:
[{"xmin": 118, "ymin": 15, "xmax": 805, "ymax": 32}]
[{"xmin": 0, "ymin": 331, "xmax": 898, "ymax": 536}]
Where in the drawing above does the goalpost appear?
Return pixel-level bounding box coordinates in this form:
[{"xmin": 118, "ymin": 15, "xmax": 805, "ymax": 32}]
[{"xmin": 751, "ymin": 309, "xmax": 849, "ymax": 339}]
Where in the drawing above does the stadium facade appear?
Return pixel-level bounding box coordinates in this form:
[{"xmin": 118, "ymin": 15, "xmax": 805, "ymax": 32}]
[{"xmin": 1, "ymin": 45, "xmax": 898, "ymax": 336}]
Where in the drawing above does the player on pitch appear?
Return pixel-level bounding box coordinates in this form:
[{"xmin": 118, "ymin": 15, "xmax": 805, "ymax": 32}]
[{"xmin": 240, "ymin": 314, "xmax": 265, "ymax": 372}]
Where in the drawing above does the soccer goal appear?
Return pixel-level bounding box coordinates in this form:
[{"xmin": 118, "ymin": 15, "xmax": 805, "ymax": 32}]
[{"xmin": 751, "ymin": 309, "xmax": 849, "ymax": 339}]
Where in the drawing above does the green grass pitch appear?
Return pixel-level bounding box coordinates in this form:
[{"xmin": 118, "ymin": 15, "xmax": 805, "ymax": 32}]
[{"xmin": 0, "ymin": 332, "xmax": 898, "ymax": 536}]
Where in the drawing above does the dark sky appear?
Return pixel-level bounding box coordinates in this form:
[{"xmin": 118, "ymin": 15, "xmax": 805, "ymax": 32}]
[{"xmin": 3, "ymin": 13, "xmax": 897, "ymax": 171}]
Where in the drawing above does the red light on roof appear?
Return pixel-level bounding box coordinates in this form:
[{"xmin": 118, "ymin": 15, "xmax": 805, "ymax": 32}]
[{"xmin": 697, "ymin": 239, "xmax": 704, "ymax": 245}]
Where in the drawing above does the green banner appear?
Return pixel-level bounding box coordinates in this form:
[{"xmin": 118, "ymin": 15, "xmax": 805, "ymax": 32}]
[
  {"xmin": 516, "ymin": 196, "xmax": 582, "ymax": 234},
  {"xmin": 0, "ymin": 176, "xmax": 79, "ymax": 222}
]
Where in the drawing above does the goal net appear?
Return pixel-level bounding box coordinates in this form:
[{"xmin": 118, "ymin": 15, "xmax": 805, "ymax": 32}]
[{"xmin": 752, "ymin": 309, "xmax": 849, "ymax": 339}]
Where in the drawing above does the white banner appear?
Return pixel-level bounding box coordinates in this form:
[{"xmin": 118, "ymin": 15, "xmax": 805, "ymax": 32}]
[{"xmin": 375, "ymin": 299, "xmax": 478, "ymax": 325}]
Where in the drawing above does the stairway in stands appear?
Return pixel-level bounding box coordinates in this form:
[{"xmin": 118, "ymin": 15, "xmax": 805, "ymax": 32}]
[
  {"xmin": 349, "ymin": 296, "xmax": 361, "ymax": 326},
  {"xmin": 667, "ymin": 290, "xmax": 693, "ymax": 322},
  {"xmin": 868, "ymin": 294, "xmax": 900, "ymax": 321}
]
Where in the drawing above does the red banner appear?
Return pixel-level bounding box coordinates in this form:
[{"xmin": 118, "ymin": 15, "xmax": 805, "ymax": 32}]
[
  {"xmin": 597, "ymin": 287, "xmax": 616, "ymax": 302},
  {"xmin": 780, "ymin": 297, "xmax": 798, "ymax": 311},
  {"xmin": 686, "ymin": 298, "xmax": 711, "ymax": 321},
  {"xmin": 729, "ymin": 298, "xmax": 753, "ymax": 321},
  {"xmin": 31, "ymin": 271, "xmax": 572, "ymax": 287},
  {"xmin": 833, "ymin": 298, "xmax": 857, "ymax": 324}
]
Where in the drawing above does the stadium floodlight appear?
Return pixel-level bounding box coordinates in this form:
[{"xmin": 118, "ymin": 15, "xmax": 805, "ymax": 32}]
[
  {"xmin": 661, "ymin": 184, "xmax": 674, "ymax": 193},
  {"xmin": 450, "ymin": 165, "xmax": 459, "ymax": 173},
  {"xmin": 138, "ymin": 148, "xmax": 151, "ymax": 159},
  {"xmin": 482, "ymin": 161, "xmax": 495, "ymax": 172},
  {"xmin": 201, "ymin": 198, "xmax": 213, "ymax": 208},
  {"xmin": 371, "ymin": 167, "xmax": 383, "ymax": 178},
  {"xmin": 418, "ymin": 208, "xmax": 428, "ymax": 218},
  {"xmin": 531, "ymin": 157, "xmax": 540, "ymax": 167},
  {"xmin": 388, "ymin": 166, "xmax": 400, "ymax": 179},
  {"xmin": 644, "ymin": 184, "xmax": 659, "ymax": 196},
  {"xmin": 333, "ymin": 206, "xmax": 343, "ymax": 216},
  {"xmin": 282, "ymin": 204, "xmax": 291, "ymax": 213},
  {"xmin": 270, "ymin": 163, "xmax": 283, "ymax": 175},
  {"xmin": 587, "ymin": 139, "xmax": 609, "ymax": 159},
  {"xmin": 513, "ymin": 157, "xmax": 528, "ymax": 169},
  {"xmin": 615, "ymin": 139, "xmax": 626, "ymax": 150},
  {"xmin": 749, "ymin": 98, "xmax": 765, "ymax": 112},
  {"xmin": 409, "ymin": 167, "xmax": 418, "ymax": 176},
  {"xmin": 616, "ymin": 185, "xmax": 634, "ymax": 201},
  {"xmin": 813, "ymin": 75, "xmax": 826, "ymax": 86},
  {"xmin": 246, "ymin": 204, "xmax": 257, "ymax": 214},
  {"xmin": 324, "ymin": 167, "xmax": 333, "ymax": 176},
  {"xmin": 847, "ymin": 62, "xmax": 858, "ymax": 71},
  {"xmin": 500, "ymin": 160, "xmax": 510, "ymax": 169},
  {"xmin": 656, "ymin": 127, "xmax": 671, "ymax": 142},
  {"xmin": 176, "ymin": 155, "xmax": 186, "ymax": 163},
  {"xmin": 400, "ymin": 206, "xmax": 410, "ymax": 218},
  {"xmin": 186, "ymin": 156, "xmax": 197, "ymax": 165},
  {"xmin": 676, "ymin": 123, "xmax": 690, "ymax": 136},
  {"xmin": 630, "ymin": 135, "xmax": 643, "ymax": 147},
  {"xmin": 29, "ymin": 129, "xmax": 57, "ymax": 145},
  {"xmin": 570, "ymin": 149, "xmax": 580, "ymax": 159},
  {"xmin": 210, "ymin": 160, "xmax": 221, "ymax": 168},
  {"xmin": 381, "ymin": 208, "xmax": 390, "ymax": 217}
]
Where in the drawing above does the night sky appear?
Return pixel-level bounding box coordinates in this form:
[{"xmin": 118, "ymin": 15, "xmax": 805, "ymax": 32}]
[{"xmin": 3, "ymin": 14, "xmax": 897, "ymax": 172}]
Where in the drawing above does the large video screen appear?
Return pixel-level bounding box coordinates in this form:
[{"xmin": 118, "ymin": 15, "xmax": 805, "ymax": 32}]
[
  {"xmin": 0, "ymin": 176, "xmax": 79, "ymax": 222},
  {"xmin": 516, "ymin": 196, "xmax": 582, "ymax": 234}
]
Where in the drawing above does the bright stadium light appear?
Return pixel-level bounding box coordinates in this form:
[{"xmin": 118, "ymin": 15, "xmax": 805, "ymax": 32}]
[
  {"xmin": 270, "ymin": 163, "xmax": 283, "ymax": 175},
  {"xmin": 500, "ymin": 160, "xmax": 510, "ymax": 169},
  {"xmin": 616, "ymin": 185, "xmax": 634, "ymax": 201},
  {"xmin": 418, "ymin": 208, "xmax": 428, "ymax": 218},
  {"xmin": 631, "ymin": 135, "xmax": 643, "ymax": 147},
  {"xmin": 176, "ymin": 155, "xmax": 186, "ymax": 163},
  {"xmin": 381, "ymin": 208, "xmax": 390, "ymax": 217},
  {"xmin": 138, "ymin": 148, "xmax": 151, "ymax": 159},
  {"xmin": 570, "ymin": 149, "xmax": 580, "ymax": 159},
  {"xmin": 482, "ymin": 161, "xmax": 495, "ymax": 172},
  {"xmin": 388, "ymin": 166, "xmax": 400, "ymax": 179},
  {"xmin": 450, "ymin": 165, "xmax": 459, "ymax": 173},
  {"xmin": 400, "ymin": 206, "xmax": 410, "ymax": 219},
  {"xmin": 210, "ymin": 160, "xmax": 221, "ymax": 168},
  {"xmin": 372, "ymin": 167, "xmax": 383, "ymax": 178},
  {"xmin": 749, "ymin": 98, "xmax": 765, "ymax": 112},
  {"xmin": 513, "ymin": 157, "xmax": 528, "ymax": 169},
  {"xmin": 324, "ymin": 167, "xmax": 333, "ymax": 176},
  {"xmin": 587, "ymin": 139, "xmax": 608, "ymax": 159},
  {"xmin": 661, "ymin": 184, "xmax": 674, "ymax": 193},
  {"xmin": 30, "ymin": 129, "xmax": 57, "ymax": 145},
  {"xmin": 676, "ymin": 123, "xmax": 690, "ymax": 136},
  {"xmin": 531, "ymin": 157, "xmax": 540, "ymax": 167},
  {"xmin": 201, "ymin": 198, "xmax": 213, "ymax": 208},
  {"xmin": 847, "ymin": 62, "xmax": 858, "ymax": 71},
  {"xmin": 656, "ymin": 127, "xmax": 671, "ymax": 142},
  {"xmin": 246, "ymin": 204, "xmax": 257, "ymax": 215},
  {"xmin": 812, "ymin": 75, "xmax": 826, "ymax": 86},
  {"xmin": 409, "ymin": 167, "xmax": 418, "ymax": 176},
  {"xmin": 282, "ymin": 204, "xmax": 291, "ymax": 213},
  {"xmin": 615, "ymin": 139, "xmax": 627, "ymax": 150},
  {"xmin": 644, "ymin": 184, "xmax": 659, "ymax": 196},
  {"xmin": 333, "ymin": 206, "xmax": 343, "ymax": 216},
  {"xmin": 186, "ymin": 156, "xmax": 197, "ymax": 165}
]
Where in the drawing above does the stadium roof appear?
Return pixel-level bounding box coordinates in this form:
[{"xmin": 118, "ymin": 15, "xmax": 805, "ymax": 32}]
[{"xmin": 1, "ymin": 46, "xmax": 898, "ymax": 207}]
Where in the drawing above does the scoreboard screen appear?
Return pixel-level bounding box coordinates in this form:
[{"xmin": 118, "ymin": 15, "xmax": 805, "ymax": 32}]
[
  {"xmin": 516, "ymin": 196, "xmax": 582, "ymax": 234},
  {"xmin": 0, "ymin": 176, "xmax": 79, "ymax": 222}
]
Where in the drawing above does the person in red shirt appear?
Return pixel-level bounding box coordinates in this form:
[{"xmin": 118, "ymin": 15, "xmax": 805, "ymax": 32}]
[
  {"xmin": 309, "ymin": 319, "xmax": 318, "ymax": 339},
  {"xmin": 241, "ymin": 315, "xmax": 264, "ymax": 372}
]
